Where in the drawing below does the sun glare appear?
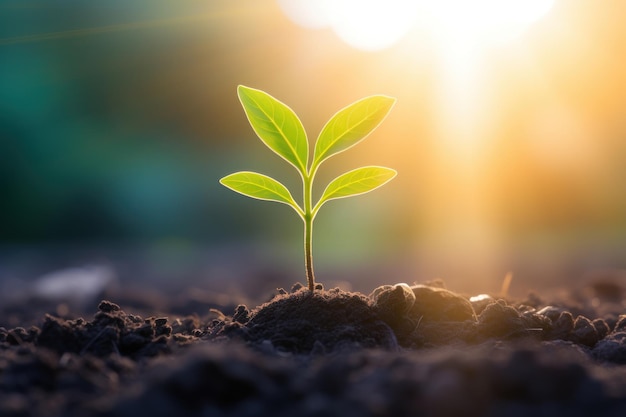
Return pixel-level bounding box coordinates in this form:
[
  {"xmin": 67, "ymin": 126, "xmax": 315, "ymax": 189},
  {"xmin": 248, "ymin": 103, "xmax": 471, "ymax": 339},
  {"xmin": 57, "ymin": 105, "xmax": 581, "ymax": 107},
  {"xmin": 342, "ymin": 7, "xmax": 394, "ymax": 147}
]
[
  {"xmin": 278, "ymin": 0, "xmax": 554, "ymax": 51},
  {"xmin": 325, "ymin": 0, "xmax": 419, "ymax": 51},
  {"xmin": 277, "ymin": 0, "xmax": 557, "ymax": 274},
  {"xmin": 419, "ymin": 0, "xmax": 555, "ymax": 46},
  {"xmin": 277, "ymin": 0, "xmax": 555, "ymax": 147},
  {"xmin": 277, "ymin": 0, "xmax": 418, "ymax": 51}
]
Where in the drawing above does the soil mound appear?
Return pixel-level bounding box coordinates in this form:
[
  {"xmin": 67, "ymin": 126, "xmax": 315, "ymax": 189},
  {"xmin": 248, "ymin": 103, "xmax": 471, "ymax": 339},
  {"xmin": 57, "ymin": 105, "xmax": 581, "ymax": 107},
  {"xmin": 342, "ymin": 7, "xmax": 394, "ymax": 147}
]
[{"xmin": 234, "ymin": 285, "xmax": 398, "ymax": 353}]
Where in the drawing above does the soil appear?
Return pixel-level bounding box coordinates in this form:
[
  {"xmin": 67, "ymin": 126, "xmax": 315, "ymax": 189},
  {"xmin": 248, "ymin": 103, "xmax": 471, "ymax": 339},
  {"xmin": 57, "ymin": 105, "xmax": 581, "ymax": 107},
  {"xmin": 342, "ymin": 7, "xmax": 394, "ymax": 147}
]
[{"xmin": 2, "ymin": 280, "xmax": 626, "ymax": 417}]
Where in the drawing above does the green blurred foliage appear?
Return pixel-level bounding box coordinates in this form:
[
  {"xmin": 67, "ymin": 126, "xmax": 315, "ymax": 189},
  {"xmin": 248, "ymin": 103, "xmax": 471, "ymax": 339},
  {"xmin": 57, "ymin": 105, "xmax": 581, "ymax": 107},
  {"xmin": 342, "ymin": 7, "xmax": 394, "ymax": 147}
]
[{"xmin": 0, "ymin": 1, "xmax": 243, "ymax": 243}]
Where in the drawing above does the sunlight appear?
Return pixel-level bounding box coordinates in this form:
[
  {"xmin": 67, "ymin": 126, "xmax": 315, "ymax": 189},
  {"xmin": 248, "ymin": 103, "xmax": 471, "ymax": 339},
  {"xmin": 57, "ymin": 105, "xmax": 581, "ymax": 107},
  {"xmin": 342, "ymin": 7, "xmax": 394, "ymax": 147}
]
[
  {"xmin": 325, "ymin": 0, "xmax": 419, "ymax": 51},
  {"xmin": 412, "ymin": 0, "xmax": 555, "ymax": 159},
  {"xmin": 277, "ymin": 0, "xmax": 418, "ymax": 51},
  {"xmin": 419, "ymin": 0, "xmax": 555, "ymax": 45},
  {"xmin": 277, "ymin": 0, "xmax": 556, "ymax": 153},
  {"xmin": 276, "ymin": 0, "xmax": 559, "ymax": 282},
  {"xmin": 278, "ymin": 0, "xmax": 554, "ymax": 51}
]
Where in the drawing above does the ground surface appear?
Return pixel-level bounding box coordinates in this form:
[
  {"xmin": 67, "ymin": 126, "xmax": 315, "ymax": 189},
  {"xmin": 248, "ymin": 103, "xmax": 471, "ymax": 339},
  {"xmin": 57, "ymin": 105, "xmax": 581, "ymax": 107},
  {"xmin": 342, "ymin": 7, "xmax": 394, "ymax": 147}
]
[{"xmin": 2, "ymin": 279, "xmax": 626, "ymax": 417}]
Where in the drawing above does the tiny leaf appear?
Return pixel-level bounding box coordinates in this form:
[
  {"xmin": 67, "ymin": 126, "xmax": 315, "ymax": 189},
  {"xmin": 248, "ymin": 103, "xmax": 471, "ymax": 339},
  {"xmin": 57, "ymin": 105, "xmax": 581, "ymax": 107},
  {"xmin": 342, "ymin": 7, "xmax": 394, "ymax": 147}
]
[
  {"xmin": 315, "ymin": 166, "xmax": 396, "ymax": 211},
  {"xmin": 220, "ymin": 171, "xmax": 302, "ymax": 215},
  {"xmin": 237, "ymin": 85, "xmax": 309, "ymax": 174},
  {"xmin": 313, "ymin": 95, "xmax": 395, "ymax": 168}
]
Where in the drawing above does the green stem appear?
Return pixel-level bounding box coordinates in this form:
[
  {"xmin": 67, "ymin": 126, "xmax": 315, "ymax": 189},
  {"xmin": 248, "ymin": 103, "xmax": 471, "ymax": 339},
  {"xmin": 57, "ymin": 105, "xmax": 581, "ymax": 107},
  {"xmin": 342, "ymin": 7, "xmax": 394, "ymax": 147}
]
[
  {"xmin": 303, "ymin": 173, "xmax": 315, "ymax": 292},
  {"xmin": 304, "ymin": 213, "xmax": 314, "ymax": 292}
]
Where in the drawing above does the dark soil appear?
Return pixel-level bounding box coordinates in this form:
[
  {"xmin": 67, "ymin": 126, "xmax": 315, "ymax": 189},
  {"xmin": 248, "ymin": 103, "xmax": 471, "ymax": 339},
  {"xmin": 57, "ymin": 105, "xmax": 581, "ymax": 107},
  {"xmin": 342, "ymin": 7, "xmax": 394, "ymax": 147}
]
[{"xmin": 2, "ymin": 280, "xmax": 626, "ymax": 416}]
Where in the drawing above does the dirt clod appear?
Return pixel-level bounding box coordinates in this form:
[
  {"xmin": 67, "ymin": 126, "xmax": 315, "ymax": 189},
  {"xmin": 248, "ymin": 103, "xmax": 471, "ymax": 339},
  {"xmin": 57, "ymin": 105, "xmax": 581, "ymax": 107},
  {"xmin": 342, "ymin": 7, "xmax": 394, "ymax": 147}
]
[
  {"xmin": 243, "ymin": 288, "xmax": 397, "ymax": 353},
  {"xmin": 410, "ymin": 285, "xmax": 476, "ymax": 323}
]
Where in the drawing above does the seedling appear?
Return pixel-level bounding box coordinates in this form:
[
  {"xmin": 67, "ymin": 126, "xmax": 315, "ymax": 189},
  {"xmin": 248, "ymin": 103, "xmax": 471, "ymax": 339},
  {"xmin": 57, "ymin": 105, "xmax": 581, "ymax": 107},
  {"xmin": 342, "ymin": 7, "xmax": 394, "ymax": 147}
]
[{"xmin": 220, "ymin": 85, "xmax": 396, "ymax": 292}]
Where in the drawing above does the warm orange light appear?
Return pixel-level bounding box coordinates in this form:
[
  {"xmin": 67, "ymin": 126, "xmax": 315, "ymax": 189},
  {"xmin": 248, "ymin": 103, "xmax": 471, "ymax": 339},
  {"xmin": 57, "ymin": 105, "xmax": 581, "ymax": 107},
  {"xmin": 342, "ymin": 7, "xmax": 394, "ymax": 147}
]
[{"xmin": 273, "ymin": 0, "xmax": 625, "ymax": 292}]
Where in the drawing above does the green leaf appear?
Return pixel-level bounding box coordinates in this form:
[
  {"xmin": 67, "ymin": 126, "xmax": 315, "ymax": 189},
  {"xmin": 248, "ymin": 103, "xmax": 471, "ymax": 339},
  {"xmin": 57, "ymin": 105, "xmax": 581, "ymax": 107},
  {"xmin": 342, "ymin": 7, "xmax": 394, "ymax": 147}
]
[
  {"xmin": 313, "ymin": 95, "xmax": 395, "ymax": 168},
  {"xmin": 220, "ymin": 171, "xmax": 303, "ymax": 216},
  {"xmin": 315, "ymin": 166, "xmax": 397, "ymax": 212},
  {"xmin": 237, "ymin": 85, "xmax": 309, "ymax": 174}
]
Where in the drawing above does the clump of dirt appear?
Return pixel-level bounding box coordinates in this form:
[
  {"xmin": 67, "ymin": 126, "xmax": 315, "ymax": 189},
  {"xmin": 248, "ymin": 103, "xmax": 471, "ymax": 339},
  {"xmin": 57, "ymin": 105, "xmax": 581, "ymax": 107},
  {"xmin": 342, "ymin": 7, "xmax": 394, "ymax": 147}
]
[
  {"xmin": 371, "ymin": 283, "xmax": 477, "ymax": 346},
  {"xmin": 240, "ymin": 284, "xmax": 398, "ymax": 353}
]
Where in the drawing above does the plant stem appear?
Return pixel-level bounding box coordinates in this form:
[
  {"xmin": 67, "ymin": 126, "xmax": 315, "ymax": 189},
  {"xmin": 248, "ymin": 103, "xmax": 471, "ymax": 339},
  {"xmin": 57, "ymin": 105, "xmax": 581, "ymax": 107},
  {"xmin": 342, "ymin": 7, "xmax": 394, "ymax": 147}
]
[
  {"xmin": 303, "ymin": 173, "xmax": 315, "ymax": 292},
  {"xmin": 304, "ymin": 213, "xmax": 315, "ymax": 292}
]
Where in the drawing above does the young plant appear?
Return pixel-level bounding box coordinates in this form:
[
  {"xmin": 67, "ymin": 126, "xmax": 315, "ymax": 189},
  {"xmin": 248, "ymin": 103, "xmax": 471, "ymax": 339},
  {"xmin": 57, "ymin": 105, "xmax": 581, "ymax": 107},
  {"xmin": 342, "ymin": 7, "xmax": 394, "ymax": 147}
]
[{"xmin": 220, "ymin": 85, "xmax": 396, "ymax": 292}]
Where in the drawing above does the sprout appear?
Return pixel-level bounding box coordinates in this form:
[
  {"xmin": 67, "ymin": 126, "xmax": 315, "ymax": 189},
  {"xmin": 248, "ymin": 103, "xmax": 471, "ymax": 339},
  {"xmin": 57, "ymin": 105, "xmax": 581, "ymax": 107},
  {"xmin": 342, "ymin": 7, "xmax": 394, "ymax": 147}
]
[{"xmin": 221, "ymin": 85, "xmax": 396, "ymax": 292}]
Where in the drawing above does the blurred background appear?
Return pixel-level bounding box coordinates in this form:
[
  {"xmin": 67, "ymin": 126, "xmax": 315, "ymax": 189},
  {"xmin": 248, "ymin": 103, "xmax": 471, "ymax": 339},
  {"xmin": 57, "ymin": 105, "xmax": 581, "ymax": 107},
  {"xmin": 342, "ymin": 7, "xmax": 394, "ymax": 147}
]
[{"xmin": 1, "ymin": 0, "xmax": 625, "ymax": 306}]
